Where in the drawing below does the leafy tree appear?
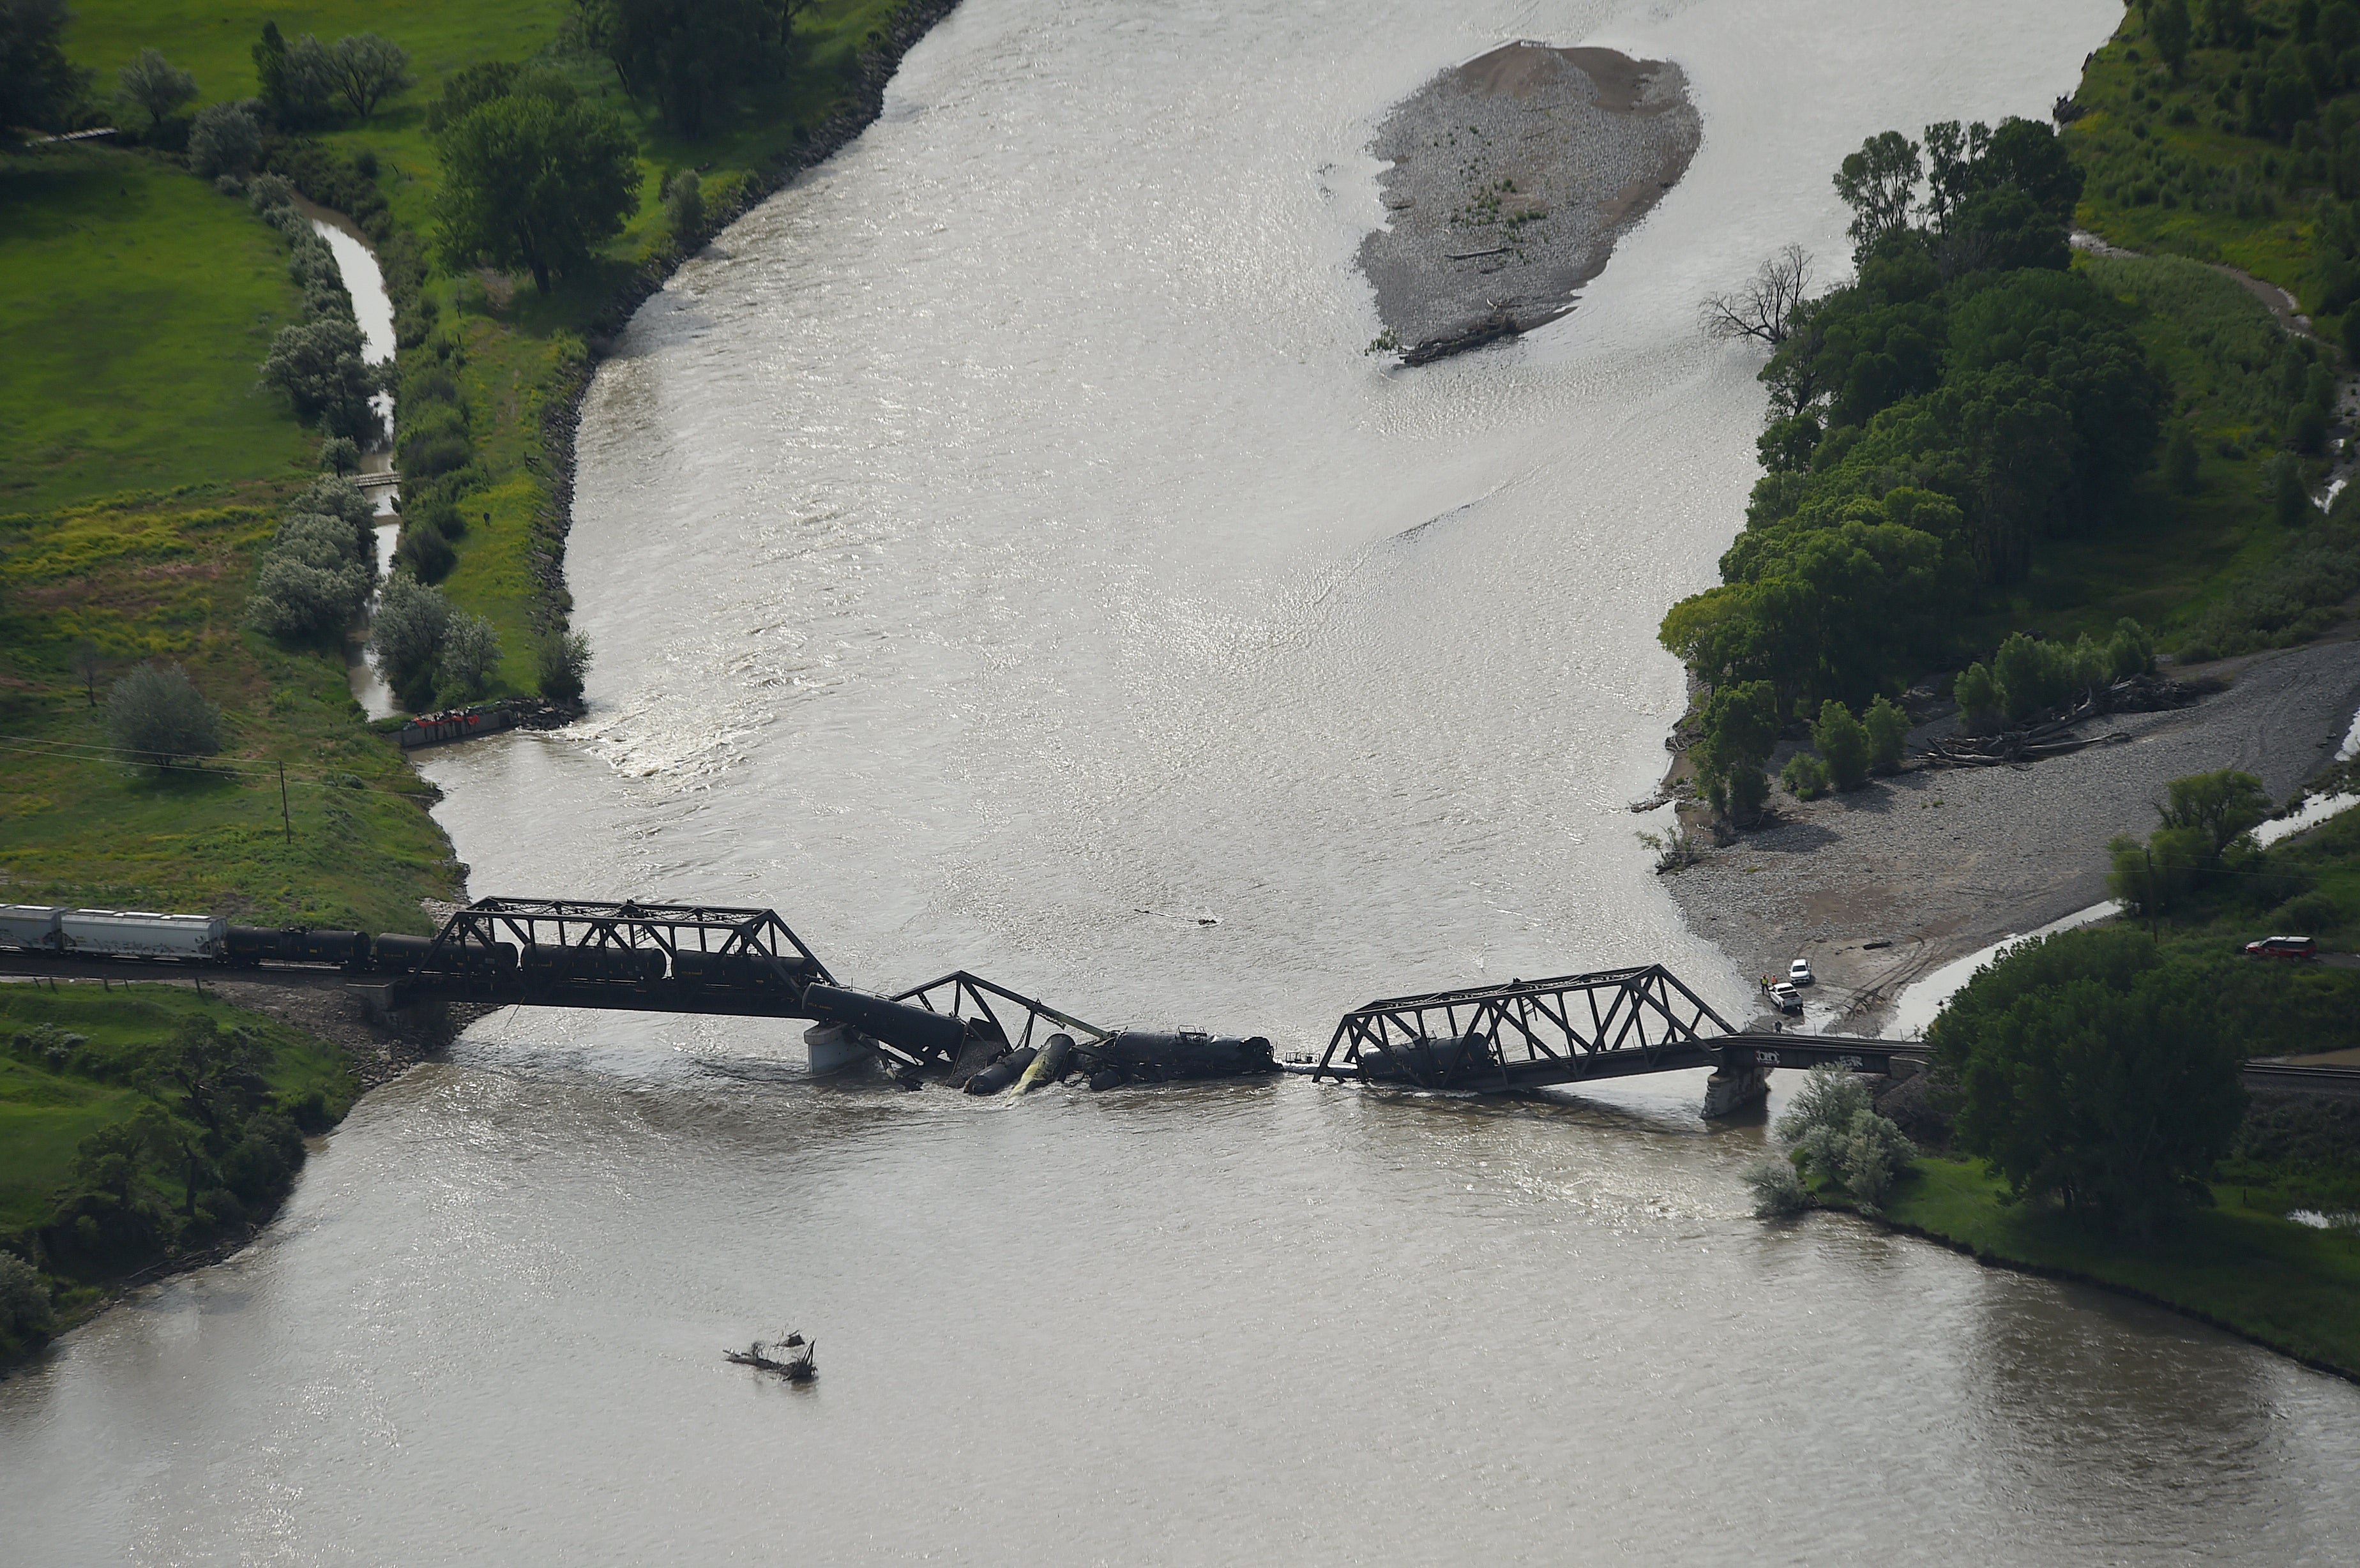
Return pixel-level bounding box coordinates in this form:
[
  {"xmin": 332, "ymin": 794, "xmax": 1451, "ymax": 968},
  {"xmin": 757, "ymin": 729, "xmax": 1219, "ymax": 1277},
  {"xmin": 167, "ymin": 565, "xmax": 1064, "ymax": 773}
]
[
  {"xmin": 665, "ymin": 167, "xmax": 703, "ymax": 242},
  {"xmin": 432, "ymin": 94, "xmax": 638, "ymax": 293},
  {"xmin": 1863, "ymin": 694, "xmax": 1909, "ymax": 772},
  {"xmin": 105, "ymin": 663, "xmax": 222, "ymax": 766},
  {"xmin": 1693, "ymin": 680, "xmax": 1778, "ymax": 822},
  {"xmin": 1992, "ymin": 633, "xmax": 2070, "ymax": 721},
  {"xmin": 0, "ymin": 1251, "xmax": 50, "ymax": 1339},
  {"xmin": 326, "ymin": 33, "xmax": 411, "ymax": 119},
  {"xmin": 587, "ymin": 0, "xmax": 794, "ymax": 137},
  {"xmin": 265, "ymin": 31, "xmax": 339, "ymax": 127},
  {"xmin": 2204, "ymin": 0, "xmax": 2257, "ymax": 50},
  {"xmin": 116, "ymin": 47, "xmax": 196, "ymax": 132},
  {"xmin": 2166, "ymin": 425, "xmax": 2202, "ymax": 493},
  {"xmin": 439, "ymin": 612, "xmax": 503, "ymax": 697},
  {"xmin": 370, "ymin": 575, "xmax": 453, "ymax": 707},
  {"xmin": 1813, "ymin": 699, "xmax": 1871, "ymax": 790},
  {"xmin": 2159, "ymin": 767, "xmax": 2271, "ymax": 855},
  {"xmin": 2106, "ymin": 825, "xmax": 2214, "ymax": 914},
  {"xmin": 252, "ymin": 20, "xmax": 285, "ymax": 107},
  {"xmin": 2270, "ymin": 452, "xmax": 2317, "ymax": 527},
  {"xmin": 2151, "ymin": 0, "xmax": 2193, "ymax": 77},
  {"xmin": 1953, "ymin": 661, "xmax": 1999, "ymax": 729},
  {"xmin": 1930, "ymin": 926, "xmax": 2246, "ymax": 1237},
  {"xmin": 73, "ymin": 637, "xmax": 103, "ymax": 705},
  {"xmin": 1, "ymin": 0, "xmax": 88, "ymax": 137},
  {"xmin": 261, "ymin": 315, "xmax": 380, "ymax": 439},
  {"xmin": 1833, "ymin": 130, "xmax": 1921, "ymax": 260},
  {"xmin": 188, "ymin": 101, "xmax": 261, "ymax": 178},
  {"xmin": 538, "ymin": 628, "xmax": 593, "ymax": 701},
  {"xmin": 1774, "ymin": 1066, "xmax": 1915, "ymax": 1209},
  {"xmin": 1780, "ymin": 750, "xmax": 1831, "ymax": 799}
]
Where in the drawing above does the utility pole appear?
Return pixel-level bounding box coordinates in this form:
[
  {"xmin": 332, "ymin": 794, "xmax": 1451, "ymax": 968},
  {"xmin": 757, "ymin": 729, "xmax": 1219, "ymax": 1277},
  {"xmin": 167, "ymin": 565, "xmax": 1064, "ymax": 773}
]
[{"xmin": 279, "ymin": 761, "xmax": 292, "ymax": 845}]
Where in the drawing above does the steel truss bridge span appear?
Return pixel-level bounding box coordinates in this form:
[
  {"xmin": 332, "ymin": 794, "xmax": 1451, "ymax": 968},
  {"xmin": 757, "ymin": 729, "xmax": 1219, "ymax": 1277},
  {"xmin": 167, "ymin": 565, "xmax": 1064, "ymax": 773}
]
[{"xmin": 1298, "ymin": 965, "xmax": 1926, "ymax": 1094}]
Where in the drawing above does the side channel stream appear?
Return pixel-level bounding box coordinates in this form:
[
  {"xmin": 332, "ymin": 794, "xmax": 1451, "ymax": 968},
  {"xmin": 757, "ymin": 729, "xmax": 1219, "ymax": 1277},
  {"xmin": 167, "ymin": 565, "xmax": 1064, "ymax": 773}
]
[{"xmin": 292, "ymin": 197, "xmax": 404, "ymax": 720}]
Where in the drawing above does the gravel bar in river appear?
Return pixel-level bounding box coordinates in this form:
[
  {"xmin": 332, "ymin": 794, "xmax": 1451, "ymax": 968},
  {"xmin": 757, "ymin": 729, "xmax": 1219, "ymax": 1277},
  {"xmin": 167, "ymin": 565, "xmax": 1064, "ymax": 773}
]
[{"xmin": 1359, "ymin": 40, "xmax": 1700, "ymax": 358}]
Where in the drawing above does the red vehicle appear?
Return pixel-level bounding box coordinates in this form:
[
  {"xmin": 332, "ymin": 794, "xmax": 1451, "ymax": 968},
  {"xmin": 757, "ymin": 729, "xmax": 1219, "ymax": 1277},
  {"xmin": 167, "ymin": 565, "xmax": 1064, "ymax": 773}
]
[{"xmin": 2244, "ymin": 935, "xmax": 2318, "ymax": 959}]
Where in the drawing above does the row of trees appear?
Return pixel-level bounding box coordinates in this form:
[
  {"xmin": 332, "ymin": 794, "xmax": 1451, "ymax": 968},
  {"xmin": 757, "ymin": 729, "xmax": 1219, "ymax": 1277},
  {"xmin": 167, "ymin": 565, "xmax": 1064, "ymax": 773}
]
[
  {"xmin": 253, "ymin": 177, "xmax": 386, "ymax": 442},
  {"xmin": 1666, "ymin": 117, "xmax": 2182, "ymax": 822},
  {"xmin": 246, "ymin": 474, "xmax": 380, "ymax": 644}
]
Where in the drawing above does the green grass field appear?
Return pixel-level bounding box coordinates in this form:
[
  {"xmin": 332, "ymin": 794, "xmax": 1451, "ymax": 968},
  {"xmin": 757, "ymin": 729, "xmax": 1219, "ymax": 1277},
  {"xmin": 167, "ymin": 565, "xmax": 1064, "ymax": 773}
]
[
  {"xmin": 0, "ymin": 145, "xmax": 317, "ymax": 513},
  {"xmin": 0, "ymin": 493, "xmax": 460, "ymax": 933},
  {"xmin": 1880, "ymin": 1157, "xmax": 2360, "ymax": 1377}
]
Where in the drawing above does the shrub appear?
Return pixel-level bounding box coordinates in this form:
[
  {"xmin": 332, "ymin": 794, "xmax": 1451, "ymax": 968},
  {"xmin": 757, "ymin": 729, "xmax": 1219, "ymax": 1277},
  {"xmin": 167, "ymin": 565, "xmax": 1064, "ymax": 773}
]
[
  {"xmin": 1863, "ymin": 694, "xmax": 1909, "ymax": 773},
  {"xmin": 319, "ymin": 435, "xmax": 360, "ymax": 473},
  {"xmin": 262, "ymin": 315, "xmax": 378, "ymax": 439},
  {"xmin": 439, "ymin": 612, "xmax": 502, "ymax": 697},
  {"xmin": 116, "ymin": 47, "xmax": 197, "ymax": 132},
  {"xmin": 2270, "ymin": 451, "xmax": 2318, "ymax": 527},
  {"xmin": 1743, "ymin": 1157, "xmax": 1810, "ymax": 1216},
  {"xmin": 370, "ymin": 575, "xmax": 451, "ymax": 690},
  {"xmin": 537, "ymin": 629, "xmax": 591, "ymax": 701},
  {"xmin": 396, "ymin": 518, "xmax": 456, "ymax": 582},
  {"xmin": 1781, "ymin": 750, "xmax": 1831, "ymax": 799},
  {"xmin": 1954, "ymin": 661, "xmax": 1999, "ymax": 730},
  {"xmin": 1774, "ymin": 1065, "xmax": 1914, "ymax": 1211},
  {"xmin": 190, "ymin": 102, "xmax": 262, "ymax": 179},
  {"xmin": 665, "ymin": 168, "xmax": 703, "ymax": 241},
  {"xmin": 1813, "ymin": 700, "xmax": 1870, "ymax": 790},
  {"xmin": 0, "ymin": 1253, "xmax": 51, "ymax": 1339},
  {"xmin": 106, "ymin": 663, "xmax": 222, "ymax": 765},
  {"xmin": 246, "ymin": 172, "xmax": 294, "ymax": 213}
]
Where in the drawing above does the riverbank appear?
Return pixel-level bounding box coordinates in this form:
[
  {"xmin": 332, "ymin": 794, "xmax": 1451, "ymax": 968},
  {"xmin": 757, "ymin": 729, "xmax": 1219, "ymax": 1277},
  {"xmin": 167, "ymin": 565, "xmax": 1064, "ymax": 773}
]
[
  {"xmin": 1359, "ymin": 41, "xmax": 1698, "ymax": 360},
  {"xmin": 1667, "ymin": 637, "xmax": 2360, "ymax": 1032},
  {"xmin": 0, "ymin": 978, "xmax": 442, "ymax": 1369},
  {"xmin": 1823, "ymin": 1157, "xmax": 2360, "ymax": 1383}
]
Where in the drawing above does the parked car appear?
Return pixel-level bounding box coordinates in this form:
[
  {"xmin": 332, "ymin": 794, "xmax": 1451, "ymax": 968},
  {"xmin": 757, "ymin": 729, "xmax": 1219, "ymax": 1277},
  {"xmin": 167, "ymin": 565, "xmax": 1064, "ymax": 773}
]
[
  {"xmin": 1788, "ymin": 957, "xmax": 1815, "ymax": 987},
  {"xmin": 1769, "ymin": 981, "xmax": 1803, "ymax": 1013},
  {"xmin": 2244, "ymin": 935, "xmax": 2318, "ymax": 959}
]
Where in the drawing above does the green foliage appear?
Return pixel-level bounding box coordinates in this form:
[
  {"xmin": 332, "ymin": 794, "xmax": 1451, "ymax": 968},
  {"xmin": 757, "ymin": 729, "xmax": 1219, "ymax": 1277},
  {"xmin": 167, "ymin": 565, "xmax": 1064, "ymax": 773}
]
[
  {"xmin": 325, "ymin": 33, "xmax": 412, "ymax": 120},
  {"xmin": 1813, "ymin": 699, "xmax": 1870, "ymax": 789},
  {"xmin": 2107, "ymin": 767, "xmax": 2272, "ymax": 914},
  {"xmin": 104, "ymin": 662, "xmax": 222, "ymax": 765},
  {"xmin": 1953, "ymin": 660, "xmax": 1999, "ymax": 728},
  {"xmin": 246, "ymin": 476, "xmax": 377, "ymax": 643},
  {"xmin": 1773, "ymin": 1066, "xmax": 1916, "ymax": 1210},
  {"xmin": 1780, "ymin": 749, "xmax": 1831, "ymax": 800},
  {"xmin": 432, "ymin": 93, "xmax": 639, "ymax": 292},
  {"xmin": 369, "ymin": 574, "xmax": 452, "ymax": 711},
  {"xmin": 537, "ymin": 628, "xmax": 591, "ymax": 702},
  {"xmin": 0, "ymin": 1251, "xmax": 50, "ymax": 1340},
  {"xmin": 1863, "ymin": 693, "xmax": 1910, "ymax": 771},
  {"xmin": 586, "ymin": 0, "xmax": 800, "ymax": 137},
  {"xmin": 1931, "ymin": 926, "xmax": 2247, "ymax": 1235},
  {"xmin": 1743, "ymin": 1156, "xmax": 1810, "ymax": 1216},
  {"xmin": 665, "ymin": 167, "xmax": 704, "ymax": 242},
  {"xmin": 115, "ymin": 47, "xmax": 196, "ymax": 132},
  {"xmin": 438, "ymin": 610, "xmax": 501, "ymax": 697},
  {"xmin": 0, "ymin": 0, "xmax": 87, "ymax": 137},
  {"xmin": 2160, "ymin": 767, "xmax": 2273, "ymax": 853},
  {"xmin": 187, "ymin": 101, "xmax": 261, "ymax": 179},
  {"xmin": 1691, "ymin": 679, "xmax": 1778, "ymax": 821}
]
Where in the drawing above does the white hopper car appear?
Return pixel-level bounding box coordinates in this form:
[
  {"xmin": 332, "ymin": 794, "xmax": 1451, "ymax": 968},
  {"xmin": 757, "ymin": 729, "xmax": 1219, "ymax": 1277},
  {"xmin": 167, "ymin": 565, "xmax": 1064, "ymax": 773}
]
[{"xmin": 0, "ymin": 904, "xmax": 227, "ymax": 959}]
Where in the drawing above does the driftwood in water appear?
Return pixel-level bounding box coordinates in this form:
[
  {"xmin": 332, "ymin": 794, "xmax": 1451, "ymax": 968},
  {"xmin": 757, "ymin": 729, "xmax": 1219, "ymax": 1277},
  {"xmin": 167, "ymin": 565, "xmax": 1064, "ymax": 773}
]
[{"xmin": 725, "ymin": 1334, "xmax": 817, "ymax": 1381}]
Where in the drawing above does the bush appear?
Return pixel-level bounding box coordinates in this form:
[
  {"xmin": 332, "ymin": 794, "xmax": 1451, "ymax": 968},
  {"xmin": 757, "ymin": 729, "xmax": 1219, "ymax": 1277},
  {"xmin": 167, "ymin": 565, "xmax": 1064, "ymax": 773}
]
[
  {"xmin": 1813, "ymin": 700, "xmax": 1870, "ymax": 790},
  {"xmin": 262, "ymin": 316, "xmax": 378, "ymax": 439},
  {"xmin": 0, "ymin": 1253, "xmax": 51, "ymax": 1339},
  {"xmin": 105, "ymin": 663, "xmax": 222, "ymax": 765},
  {"xmin": 665, "ymin": 168, "xmax": 703, "ymax": 241},
  {"xmin": 116, "ymin": 47, "xmax": 197, "ymax": 132},
  {"xmin": 439, "ymin": 612, "xmax": 502, "ymax": 697},
  {"xmin": 396, "ymin": 518, "xmax": 456, "ymax": 583},
  {"xmin": 1781, "ymin": 750, "xmax": 1831, "ymax": 799},
  {"xmin": 189, "ymin": 102, "xmax": 262, "ymax": 179},
  {"xmin": 370, "ymin": 574, "xmax": 451, "ymax": 691},
  {"xmin": 1863, "ymin": 694, "xmax": 1909, "ymax": 772},
  {"xmin": 1953, "ymin": 661, "xmax": 1999, "ymax": 729},
  {"xmin": 2270, "ymin": 451, "xmax": 2318, "ymax": 527},
  {"xmin": 1773, "ymin": 1065, "xmax": 1914, "ymax": 1210},
  {"xmin": 537, "ymin": 629, "xmax": 591, "ymax": 701},
  {"xmin": 246, "ymin": 172, "xmax": 294, "ymax": 213},
  {"xmin": 1744, "ymin": 1157, "xmax": 1810, "ymax": 1216},
  {"xmin": 319, "ymin": 435, "xmax": 360, "ymax": 473}
]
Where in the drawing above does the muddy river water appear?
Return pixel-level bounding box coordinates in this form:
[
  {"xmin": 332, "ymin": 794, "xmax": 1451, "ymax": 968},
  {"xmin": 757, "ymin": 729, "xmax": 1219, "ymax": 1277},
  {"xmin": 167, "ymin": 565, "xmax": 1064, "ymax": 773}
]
[{"xmin": 7, "ymin": 2, "xmax": 2359, "ymax": 1562}]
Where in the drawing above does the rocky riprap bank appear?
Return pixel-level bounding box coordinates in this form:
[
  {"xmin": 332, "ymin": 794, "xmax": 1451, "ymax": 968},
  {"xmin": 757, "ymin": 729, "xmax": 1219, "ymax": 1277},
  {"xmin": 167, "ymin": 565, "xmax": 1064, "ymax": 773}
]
[{"xmin": 1360, "ymin": 41, "xmax": 1700, "ymax": 363}]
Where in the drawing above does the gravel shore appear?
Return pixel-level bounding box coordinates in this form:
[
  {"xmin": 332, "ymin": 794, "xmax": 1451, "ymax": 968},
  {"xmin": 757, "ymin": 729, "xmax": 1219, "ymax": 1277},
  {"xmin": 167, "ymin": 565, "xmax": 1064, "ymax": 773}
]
[
  {"xmin": 1359, "ymin": 41, "xmax": 1699, "ymax": 356},
  {"xmin": 1664, "ymin": 639, "xmax": 2360, "ymax": 1032}
]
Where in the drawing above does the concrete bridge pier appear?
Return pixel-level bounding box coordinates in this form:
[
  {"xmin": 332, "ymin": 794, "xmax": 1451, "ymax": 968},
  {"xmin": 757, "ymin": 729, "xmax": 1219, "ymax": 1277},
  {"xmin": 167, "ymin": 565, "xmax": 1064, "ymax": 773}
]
[{"xmin": 1702, "ymin": 1063, "xmax": 1771, "ymax": 1118}]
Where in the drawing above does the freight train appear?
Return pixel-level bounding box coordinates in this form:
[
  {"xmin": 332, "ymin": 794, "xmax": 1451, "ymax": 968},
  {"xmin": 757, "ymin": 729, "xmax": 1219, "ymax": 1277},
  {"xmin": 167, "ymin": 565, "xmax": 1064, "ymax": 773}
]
[{"xmin": 0, "ymin": 903, "xmax": 828, "ymax": 990}]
